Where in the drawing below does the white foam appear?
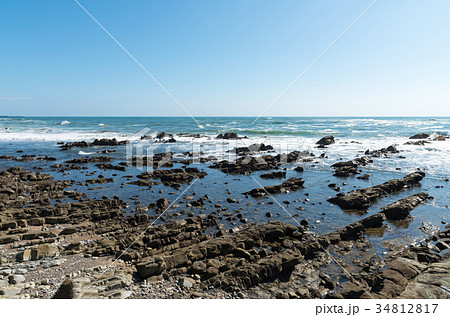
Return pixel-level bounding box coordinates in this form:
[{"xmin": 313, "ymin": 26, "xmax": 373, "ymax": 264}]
[
  {"xmin": 0, "ymin": 130, "xmax": 126, "ymax": 142},
  {"xmin": 60, "ymin": 120, "xmax": 71, "ymax": 125}
]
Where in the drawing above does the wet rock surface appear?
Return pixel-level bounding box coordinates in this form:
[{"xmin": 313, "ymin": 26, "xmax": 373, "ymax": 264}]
[
  {"xmin": 381, "ymin": 192, "xmax": 429, "ymax": 220},
  {"xmin": 243, "ymin": 178, "xmax": 305, "ymax": 197},
  {"xmin": 328, "ymin": 172, "xmax": 426, "ymax": 210},
  {"xmin": 60, "ymin": 138, "xmax": 127, "ymax": 150},
  {"xmin": 316, "ymin": 136, "xmax": 335, "ymax": 146},
  {"xmin": 229, "ymin": 143, "xmax": 274, "ymax": 156},
  {"xmin": 211, "ymin": 151, "xmax": 314, "ymax": 175},
  {"xmin": 331, "ymin": 156, "xmax": 372, "ymax": 177}
]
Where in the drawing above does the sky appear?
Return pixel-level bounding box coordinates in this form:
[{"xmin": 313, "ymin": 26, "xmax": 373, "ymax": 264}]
[{"xmin": 0, "ymin": 0, "xmax": 449, "ymax": 117}]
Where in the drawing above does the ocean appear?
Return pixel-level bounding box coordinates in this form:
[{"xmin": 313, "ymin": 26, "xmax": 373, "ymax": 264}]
[
  {"xmin": 0, "ymin": 116, "xmax": 449, "ymax": 255},
  {"xmin": 1, "ymin": 116, "xmax": 449, "ymax": 176}
]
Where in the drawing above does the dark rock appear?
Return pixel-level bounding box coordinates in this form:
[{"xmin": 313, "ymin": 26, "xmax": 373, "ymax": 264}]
[
  {"xmin": 229, "ymin": 143, "xmax": 273, "ymax": 155},
  {"xmin": 381, "ymin": 192, "xmax": 429, "ymax": 220},
  {"xmin": 95, "ymin": 163, "xmax": 126, "ymax": 171},
  {"xmin": 328, "ymin": 172, "xmax": 425, "ymax": 210},
  {"xmin": 294, "ymin": 166, "xmax": 304, "ymax": 172},
  {"xmin": 210, "ymin": 151, "xmax": 314, "ymax": 175},
  {"xmin": 216, "ymin": 132, "xmax": 239, "ymax": 140},
  {"xmin": 388, "ymin": 260, "xmax": 420, "ymax": 280},
  {"xmin": 65, "ymin": 157, "xmax": 112, "ymax": 164},
  {"xmin": 316, "ymin": 136, "xmax": 335, "ymax": 145},
  {"xmin": 53, "ymin": 279, "xmax": 74, "ymax": 299},
  {"xmin": 260, "ymin": 171, "xmax": 286, "ymax": 179},
  {"xmin": 156, "ymin": 198, "xmax": 170, "ymax": 210},
  {"xmin": 243, "ymin": 177, "xmax": 305, "ymax": 197},
  {"xmin": 409, "ymin": 133, "xmax": 430, "ymax": 139},
  {"xmin": 331, "ymin": 156, "xmax": 372, "ymax": 177}
]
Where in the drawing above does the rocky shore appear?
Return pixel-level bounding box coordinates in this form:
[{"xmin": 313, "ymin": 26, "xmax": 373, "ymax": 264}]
[{"xmin": 0, "ymin": 134, "xmax": 449, "ymax": 299}]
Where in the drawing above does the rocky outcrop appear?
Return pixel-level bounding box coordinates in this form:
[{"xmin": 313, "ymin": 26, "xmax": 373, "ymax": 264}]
[
  {"xmin": 331, "ymin": 156, "xmax": 372, "ymax": 177},
  {"xmin": 324, "ymin": 213, "xmax": 386, "ymax": 242},
  {"xmin": 365, "ymin": 145, "xmax": 399, "ymax": 157},
  {"xmin": 95, "ymin": 163, "xmax": 126, "ymax": 171},
  {"xmin": 207, "ymin": 249, "xmax": 302, "ymax": 291},
  {"xmin": 404, "ymin": 140, "xmax": 430, "ymax": 146},
  {"xmin": 229, "ymin": 143, "xmax": 274, "ymax": 155},
  {"xmin": 216, "ymin": 133, "xmax": 240, "ymax": 140},
  {"xmin": 316, "ymin": 136, "xmax": 335, "ymax": 146},
  {"xmin": 409, "ymin": 133, "xmax": 430, "ymax": 140},
  {"xmin": 53, "ymin": 267, "xmax": 133, "ymax": 299},
  {"xmin": 211, "ymin": 151, "xmax": 314, "ymax": 175},
  {"xmin": 127, "ymin": 152, "xmax": 174, "ymax": 169},
  {"xmin": 136, "ymin": 221, "xmax": 295, "ymax": 281},
  {"xmin": 260, "ymin": 171, "xmax": 286, "ymax": 179},
  {"xmin": 328, "ymin": 172, "xmax": 426, "ymax": 210},
  {"xmin": 0, "ymin": 155, "xmax": 57, "ymax": 162},
  {"xmin": 243, "ymin": 177, "xmax": 305, "ymax": 197},
  {"xmin": 135, "ymin": 167, "xmax": 207, "ymax": 189},
  {"xmin": 398, "ymin": 257, "xmax": 450, "ymax": 299},
  {"xmin": 0, "ymin": 160, "xmax": 446, "ymax": 300},
  {"xmin": 381, "ymin": 192, "xmax": 429, "ymax": 220},
  {"xmin": 434, "ymin": 135, "xmax": 446, "ymax": 141},
  {"xmin": 60, "ymin": 138, "xmax": 127, "ymax": 150},
  {"xmin": 65, "ymin": 157, "xmax": 112, "ymax": 164}
]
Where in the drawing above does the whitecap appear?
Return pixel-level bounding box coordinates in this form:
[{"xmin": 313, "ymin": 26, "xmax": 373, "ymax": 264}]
[
  {"xmin": 60, "ymin": 120, "xmax": 71, "ymax": 125},
  {"xmin": 78, "ymin": 151, "xmax": 94, "ymax": 155},
  {"xmin": 98, "ymin": 123, "xmax": 105, "ymax": 127},
  {"xmin": 198, "ymin": 125, "xmax": 204, "ymax": 129}
]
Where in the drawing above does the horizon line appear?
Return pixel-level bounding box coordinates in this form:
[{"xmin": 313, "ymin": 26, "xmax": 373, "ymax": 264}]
[{"xmin": 1, "ymin": 115, "xmax": 449, "ymax": 118}]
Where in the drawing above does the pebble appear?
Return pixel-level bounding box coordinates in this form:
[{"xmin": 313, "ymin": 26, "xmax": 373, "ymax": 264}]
[{"xmin": 0, "ymin": 268, "xmax": 12, "ymax": 276}]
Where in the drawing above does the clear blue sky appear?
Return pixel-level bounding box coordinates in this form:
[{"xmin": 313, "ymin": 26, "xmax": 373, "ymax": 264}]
[{"xmin": 1, "ymin": 0, "xmax": 449, "ymax": 117}]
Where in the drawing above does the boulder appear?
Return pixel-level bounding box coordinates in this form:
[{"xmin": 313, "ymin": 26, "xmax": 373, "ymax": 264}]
[
  {"xmin": 136, "ymin": 257, "xmax": 166, "ymax": 279},
  {"xmin": 316, "ymin": 136, "xmax": 335, "ymax": 145},
  {"xmin": 178, "ymin": 277, "xmax": 195, "ymax": 288},
  {"xmin": 31, "ymin": 243, "xmax": 59, "ymax": 260},
  {"xmin": 16, "ymin": 250, "xmax": 32, "ymax": 262},
  {"xmin": 52, "ymin": 280, "xmax": 74, "ymax": 299},
  {"xmin": 8, "ymin": 274, "xmax": 25, "ymax": 285},
  {"xmin": 388, "ymin": 260, "xmax": 420, "ymax": 280},
  {"xmin": 409, "ymin": 133, "xmax": 429, "ymax": 139},
  {"xmin": 156, "ymin": 198, "xmax": 170, "ymax": 210}
]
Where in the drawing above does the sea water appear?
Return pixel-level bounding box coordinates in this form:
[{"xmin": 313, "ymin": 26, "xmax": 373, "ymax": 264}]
[{"xmin": 0, "ymin": 116, "xmax": 449, "ymax": 254}]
